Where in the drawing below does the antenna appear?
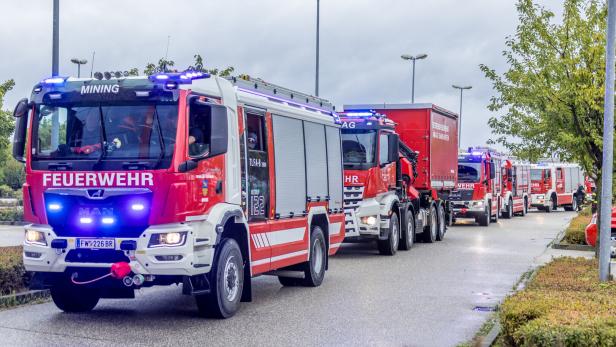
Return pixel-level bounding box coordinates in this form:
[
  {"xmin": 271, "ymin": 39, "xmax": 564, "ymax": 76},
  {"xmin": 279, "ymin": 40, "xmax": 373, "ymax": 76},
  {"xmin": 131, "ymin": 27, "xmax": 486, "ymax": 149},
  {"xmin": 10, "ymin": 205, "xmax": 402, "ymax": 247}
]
[
  {"xmin": 163, "ymin": 35, "xmax": 171, "ymax": 72},
  {"xmin": 90, "ymin": 51, "xmax": 95, "ymax": 78}
]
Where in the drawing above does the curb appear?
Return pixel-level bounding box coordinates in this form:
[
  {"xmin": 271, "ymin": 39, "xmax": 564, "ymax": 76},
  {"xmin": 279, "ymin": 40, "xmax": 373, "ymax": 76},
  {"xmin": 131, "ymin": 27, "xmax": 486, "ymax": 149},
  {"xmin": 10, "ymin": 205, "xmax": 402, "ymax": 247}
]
[
  {"xmin": 0, "ymin": 221, "xmax": 27, "ymax": 226},
  {"xmin": 481, "ymin": 321, "xmax": 501, "ymax": 347},
  {"xmin": 0, "ymin": 289, "xmax": 50, "ymax": 308},
  {"xmin": 552, "ymin": 242, "xmax": 594, "ymax": 251}
]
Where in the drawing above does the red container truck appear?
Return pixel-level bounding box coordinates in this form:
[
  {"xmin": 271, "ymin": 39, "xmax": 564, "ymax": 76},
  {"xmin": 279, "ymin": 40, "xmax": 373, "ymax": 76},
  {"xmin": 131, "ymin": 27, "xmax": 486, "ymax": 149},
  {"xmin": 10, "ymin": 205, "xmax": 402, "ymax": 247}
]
[
  {"xmin": 449, "ymin": 148, "xmax": 503, "ymax": 226},
  {"xmin": 500, "ymin": 160, "xmax": 531, "ymax": 218},
  {"xmin": 340, "ymin": 104, "xmax": 458, "ymax": 254},
  {"xmin": 530, "ymin": 162, "xmax": 584, "ymax": 212}
]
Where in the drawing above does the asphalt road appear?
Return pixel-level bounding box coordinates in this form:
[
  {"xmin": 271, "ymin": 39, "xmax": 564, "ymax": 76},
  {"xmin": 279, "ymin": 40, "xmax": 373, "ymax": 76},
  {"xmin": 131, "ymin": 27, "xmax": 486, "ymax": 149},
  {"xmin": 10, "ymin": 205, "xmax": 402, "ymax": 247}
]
[{"xmin": 0, "ymin": 210, "xmax": 575, "ymax": 347}]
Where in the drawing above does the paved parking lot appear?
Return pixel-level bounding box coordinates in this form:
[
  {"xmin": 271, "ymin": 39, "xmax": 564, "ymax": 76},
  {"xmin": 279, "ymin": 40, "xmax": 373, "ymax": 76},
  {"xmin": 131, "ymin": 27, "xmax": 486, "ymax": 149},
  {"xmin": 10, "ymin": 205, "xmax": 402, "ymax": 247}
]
[{"xmin": 0, "ymin": 210, "xmax": 575, "ymax": 346}]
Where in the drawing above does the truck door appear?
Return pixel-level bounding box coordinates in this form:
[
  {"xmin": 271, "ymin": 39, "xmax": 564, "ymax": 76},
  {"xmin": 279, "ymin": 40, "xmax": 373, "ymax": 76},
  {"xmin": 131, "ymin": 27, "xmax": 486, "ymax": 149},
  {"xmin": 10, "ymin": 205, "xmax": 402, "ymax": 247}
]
[
  {"xmin": 378, "ymin": 132, "xmax": 397, "ymax": 192},
  {"xmin": 556, "ymin": 167, "xmax": 565, "ymax": 194}
]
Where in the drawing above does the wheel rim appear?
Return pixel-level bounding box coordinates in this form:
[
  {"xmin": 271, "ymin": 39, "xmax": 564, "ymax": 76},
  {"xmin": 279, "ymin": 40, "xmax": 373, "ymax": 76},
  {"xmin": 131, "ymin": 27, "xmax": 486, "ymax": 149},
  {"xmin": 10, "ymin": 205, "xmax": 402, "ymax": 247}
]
[
  {"xmin": 407, "ymin": 219, "xmax": 414, "ymax": 246},
  {"xmin": 312, "ymin": 237, "xmax": 324, "ymax": 275},
  {"xmin": 509, "ymin": 202, "xmax": 513, "ymax": 216},
  {"xmin": 573, "ymin": 199, "xmax": 577, "ymax": 210},
  {"xmin": 439, "ymin": 208, "xmax": 445, "ymax": 235},
  {"xmin": 224, "ymin": 256, "xmax": 239, "ymax": 302},
  {"xmin": 431, "ymin": 211, "xmax": 437, "ymax": 237},
  {"xmin": 392, "ymin": 218, "xmax": 399, "ymax": 249}
]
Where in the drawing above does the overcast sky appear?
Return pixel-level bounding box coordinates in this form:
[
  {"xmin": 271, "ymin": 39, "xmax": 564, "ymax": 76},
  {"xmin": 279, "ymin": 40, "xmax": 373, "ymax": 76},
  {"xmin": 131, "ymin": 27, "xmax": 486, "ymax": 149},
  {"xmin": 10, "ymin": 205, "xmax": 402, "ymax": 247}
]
[{"xmin": 0, "ymin": 0, "xmax": 563, "ymax": 148}]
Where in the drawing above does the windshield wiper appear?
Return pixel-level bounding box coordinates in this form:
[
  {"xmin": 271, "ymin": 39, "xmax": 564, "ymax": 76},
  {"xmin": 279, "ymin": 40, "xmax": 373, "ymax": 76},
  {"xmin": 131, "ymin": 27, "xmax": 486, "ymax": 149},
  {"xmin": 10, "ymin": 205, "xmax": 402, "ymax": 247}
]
[
  {"xmin": 94, "ymin": 106, "xmax": 108, "ymax": 170},
  {"xmin": 153, "ymin": 107, "xmax": 166, "ymax": 169}
]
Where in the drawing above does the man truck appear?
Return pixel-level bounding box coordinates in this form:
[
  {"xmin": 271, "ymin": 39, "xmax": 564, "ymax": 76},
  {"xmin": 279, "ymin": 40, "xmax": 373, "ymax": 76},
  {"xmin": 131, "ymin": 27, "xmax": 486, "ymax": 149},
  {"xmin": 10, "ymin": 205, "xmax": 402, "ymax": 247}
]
[
  {"xmin": 530, "ymin": 162, "xmax": 584, "ymax": 212},
  {"xmin": 340, "ymin": 103, "xmax": 458, "ymax": 254},
  {"xmin": 500, "ymin": 160, "xmax": 531, "ymax": 218},
  {"xmin": 13, "ymin": 73, "xmax": 345, "ymax": 318}
]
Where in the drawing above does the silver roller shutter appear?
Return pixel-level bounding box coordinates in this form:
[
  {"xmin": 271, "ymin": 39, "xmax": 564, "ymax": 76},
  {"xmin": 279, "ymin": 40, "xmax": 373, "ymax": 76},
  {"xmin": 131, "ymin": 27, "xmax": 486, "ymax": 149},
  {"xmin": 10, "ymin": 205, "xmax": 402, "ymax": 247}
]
[
  {"xmin": 326, "ymin": 126, "xmax": 343, "ymax": 210},
  {"xmin": 304, "ymin": 122, "xmax": 328, "ymax": 201},
  {"xmin": 272, "ymin": 115, "xmax": 306, "ymax": 217}
]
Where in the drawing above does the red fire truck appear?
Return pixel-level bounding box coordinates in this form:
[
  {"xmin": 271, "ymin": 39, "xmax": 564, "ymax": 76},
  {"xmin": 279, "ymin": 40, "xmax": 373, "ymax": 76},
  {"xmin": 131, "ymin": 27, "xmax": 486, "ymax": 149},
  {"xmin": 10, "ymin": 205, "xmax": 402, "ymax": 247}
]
[
  {"xmin": 449, "ymin": 148, "xmax": 503, "ymax": 226},
  {"xmin": 530, "ymin": 162, "xmax": 584, "ymax": 212},
  {"xmin": 500, "ymin": 160, "xmax": 531, "ymax": 218},
  {"xmin": 12, "ymin": 73, "xmax": 345, "ymax": 318},
  {"xmin": 340, "ymin": 104, "xmax": 458, "ymax": 254}
]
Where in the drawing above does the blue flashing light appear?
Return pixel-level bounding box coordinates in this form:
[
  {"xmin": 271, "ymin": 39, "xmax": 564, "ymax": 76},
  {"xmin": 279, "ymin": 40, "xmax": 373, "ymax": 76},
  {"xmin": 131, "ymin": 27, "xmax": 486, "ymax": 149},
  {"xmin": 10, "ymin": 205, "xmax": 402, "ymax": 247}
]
[
  {"xmin": 41, "ymin": 76, "xmax": 68, "ymax": 85},
  {"xmin": 131, "ymin": 203, "xmax": 145, "ymax": 211},
  {"xmin": 79, "ymin": 217, "xmax": 93, "ymax": 224},
  {"xmin": 101, "ymin": 217, "xmax": 115, "ymax": 225},
  {"xmin": 471, "ymin": 151, "xmax": 483, "ymax": 156},
  {"xmin": 344, "ymin": 111, "xmax": 375, "ymax": 117},
  {"xmin": 48, "ymin": 203, "xmax": 62, "ymax": 211},
  {"xmin": 148, "ymin": 71, "xmax": 210, "ymax": 85}
]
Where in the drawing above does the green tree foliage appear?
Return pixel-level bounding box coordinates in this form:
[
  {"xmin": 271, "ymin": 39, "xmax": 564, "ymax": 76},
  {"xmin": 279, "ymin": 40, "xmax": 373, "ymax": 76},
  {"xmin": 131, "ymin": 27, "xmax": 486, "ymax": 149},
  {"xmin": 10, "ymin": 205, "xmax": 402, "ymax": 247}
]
[
  {"xmin": 0, "ymin": 80, "xmax": 16, "ymax": 164},
  {"xmin": 481, "ymin": 0, "xmax": 608, "ymax": 181},
  {"xmin": 144, "ymin": 54, "xmax": 234, "ymax": 77},
  {"xmin": 144, "ymin": 58, "xmax": 175, "ymax": 75}
]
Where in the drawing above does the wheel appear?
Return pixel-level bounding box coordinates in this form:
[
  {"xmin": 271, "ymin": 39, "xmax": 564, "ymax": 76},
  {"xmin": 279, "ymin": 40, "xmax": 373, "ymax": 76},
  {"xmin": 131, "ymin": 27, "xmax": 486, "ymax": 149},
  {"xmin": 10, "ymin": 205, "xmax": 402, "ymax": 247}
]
[
  {"xmin": 51, "ymin": 283, "xmax": 99, "ymax": 313},
  {"xmin": 491, "ymin": 201, "xmax": 499, "ymax": 223},
  {"xmin": 565, "ymin": 198, "xmax": 577, "ymax": 212},
  {"xmin": 503, "ymin": 198, "xmax": 513, "ymax": 219},
  {"xmin": 378, "ymin": 213, "xmax": 400, "ymax": 255},
  {"xmin": 422, "ymin": 205, "xmax": 438, "ymax": 243},
  {"xmin": 195, "ymin": 238, "xmax": 243, "ymax": 318},
  {"xmin": 521, "ymin": 198, "xmax": 527, "ymax": 216},
  {"xmin": 545, "ymin": 198, "xmax": 553, "ymax": 213},
  {"xmin": 300, "ymin": 225, "xmax": 328, "ymax": 286},
  {"xmin": 399, "ymin": 210, "xmax": 415, "ymax": 251},
  {"xmin": 478, "ymin": 204, "xmax": 490, "ymax": 227},
  {"xmin": 436, "ymin": 203, "xmax": 446, "ymax": 241}
]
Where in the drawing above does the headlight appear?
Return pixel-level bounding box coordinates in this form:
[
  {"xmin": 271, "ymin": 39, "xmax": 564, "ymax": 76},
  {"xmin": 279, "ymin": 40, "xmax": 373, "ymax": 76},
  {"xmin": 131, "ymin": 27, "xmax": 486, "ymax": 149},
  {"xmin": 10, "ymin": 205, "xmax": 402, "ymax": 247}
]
[
  {"xmin": 148, "ymin": 232, "xmax": 187, "ymax": 248},
  {"xmin": 25, "ymin": 229, "xmax": 47, "ymax": 246},
  {"xmin": 472, "ymin": 201, "xmax": 484, "ymax": 208},
  {"xmin": 360, "ymin": 216, "xmax": 378, "ymax": 226}
]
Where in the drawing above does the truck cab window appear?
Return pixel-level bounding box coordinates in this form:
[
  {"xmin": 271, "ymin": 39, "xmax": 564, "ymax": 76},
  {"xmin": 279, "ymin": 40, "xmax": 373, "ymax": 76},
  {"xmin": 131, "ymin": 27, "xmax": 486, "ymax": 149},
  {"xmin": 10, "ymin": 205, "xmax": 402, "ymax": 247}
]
[
  {"xmin": 188, "ymin": 104, "xmax": 212, "ymax": 157},
  {"xmin": 379, "ymin": 133, "xmax": 389, "ymax": 165},
  {"xmin": 246, "ymin": 113, "xmax": 265, "ymax": 152}
]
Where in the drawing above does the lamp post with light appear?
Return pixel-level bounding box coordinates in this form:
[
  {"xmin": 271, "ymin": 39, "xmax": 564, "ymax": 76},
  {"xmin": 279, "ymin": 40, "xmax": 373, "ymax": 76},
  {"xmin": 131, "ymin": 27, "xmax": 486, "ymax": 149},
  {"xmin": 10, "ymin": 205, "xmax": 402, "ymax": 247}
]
[
  {"xmin": 401, "ymin": 53, "xmax": 428, "ymax": 103},
  {"xmin": 70, "ymin": 58, "xmax": 88, "ymax": 78},
  {"xmin": 452, "ymin": 84, "xmax": 472, "ymax": 147}
]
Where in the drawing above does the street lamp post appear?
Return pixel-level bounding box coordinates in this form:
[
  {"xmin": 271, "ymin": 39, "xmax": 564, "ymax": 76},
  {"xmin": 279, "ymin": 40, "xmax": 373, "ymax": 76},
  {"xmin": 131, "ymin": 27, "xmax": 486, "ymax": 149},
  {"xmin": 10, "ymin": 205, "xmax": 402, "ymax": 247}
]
[
  {"xmin": 70, "ymin": 58, "xmax": 88, "ymax": 78},
  {"xmin": 452, "ymin": 85, "xmax": 472, "ymax": 147},
  {"xmin": 52, "ymin": 0, "xmax": 59, "ymax": 76},
  {"xmin": 315, "ymin": 0, "xmax": 320, "ymax": 96},
  {"xmin": 401, "ymin": 53, "xmax": 428, "ymax": 103}
]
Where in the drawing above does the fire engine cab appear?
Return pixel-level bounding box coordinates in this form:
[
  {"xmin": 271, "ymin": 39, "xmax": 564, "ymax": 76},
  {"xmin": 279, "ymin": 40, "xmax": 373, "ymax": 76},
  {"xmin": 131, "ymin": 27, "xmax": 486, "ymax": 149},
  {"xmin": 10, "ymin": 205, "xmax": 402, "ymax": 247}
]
[
  {"xmin": 500, "ymin": 160, "xmax": 531, "ymax": 218},
  {"xmin": 530, "ymin": 162, "xmax": 583, "ymax": 212},
  {"xmin": 450, "ymin": 148, "xmax": 502, "ymax": 226},
  {"xmin": 12, "ymin": 73, "xmax": 345, "ymax": 318}
]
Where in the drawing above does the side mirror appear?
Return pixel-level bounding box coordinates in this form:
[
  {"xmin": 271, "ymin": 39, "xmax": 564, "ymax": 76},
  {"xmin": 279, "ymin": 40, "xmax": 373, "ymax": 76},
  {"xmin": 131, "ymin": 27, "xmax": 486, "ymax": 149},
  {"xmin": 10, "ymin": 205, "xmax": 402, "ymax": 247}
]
[
  {"xmin": 209, "ymin": 105, "xmax": 228, "ymax": 157},
  {"xmin": 388, "ymin": 134, "xmax": 399, "ymax": 163},
  {"xmin": 178, "ymin": 159, "xmax": 198, "ymax": 173},
  {"xmin": 12, "ymin": 98, "xmax": 30, "ymax": 163},
  {"xmin": 13, "ymin": 98, "xmax": 29, "ymax": 118}
]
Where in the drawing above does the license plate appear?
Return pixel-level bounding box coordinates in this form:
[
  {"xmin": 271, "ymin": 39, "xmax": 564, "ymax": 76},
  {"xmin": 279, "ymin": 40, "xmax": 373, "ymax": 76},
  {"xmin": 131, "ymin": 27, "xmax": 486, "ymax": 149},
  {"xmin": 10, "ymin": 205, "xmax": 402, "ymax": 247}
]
[{"xmin": 77, "ymin": 238, "xmax": 115, "ymax": 249}]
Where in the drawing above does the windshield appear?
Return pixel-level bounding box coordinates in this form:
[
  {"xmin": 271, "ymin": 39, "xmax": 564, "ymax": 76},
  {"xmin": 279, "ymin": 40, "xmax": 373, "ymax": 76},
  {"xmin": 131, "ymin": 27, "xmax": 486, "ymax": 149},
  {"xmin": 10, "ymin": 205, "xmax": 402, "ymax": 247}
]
[
  {"xmin": 458, "ymin": 163, "xmax": 482, "ymax": 183},
  {"xmin": 341, "ymin": 130, "xmax": 376, "ymax": 167},
  {"xmin": 33, "ymin": 103, "xmax": 177, "ymax": 167},
  {"xmin": 531, "ymin": 169, "xmax": 543, "ymax": 181}
]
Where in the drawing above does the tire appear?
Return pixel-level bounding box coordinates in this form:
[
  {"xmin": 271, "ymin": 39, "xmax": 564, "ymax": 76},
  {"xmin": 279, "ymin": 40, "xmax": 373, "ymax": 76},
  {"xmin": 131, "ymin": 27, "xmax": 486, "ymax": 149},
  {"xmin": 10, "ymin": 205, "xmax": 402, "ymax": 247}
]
[
  {"xmin": 478, "ymin": 204, "xmax": 490, "ymax": 227},
  {"xmin": 195, "ymin": 238, "xmax": 243, "ymax": 319},
  {"xmin": 503, "ymin": 199, "xmax": 513, "ymax": 219},
  {"xmin": 299, "ymin": 225, "xmax": 328, "ymax": 286},
  {"xmin": 565, "ymin": 198, "xmax": 577, "ymax": 212},
  {"xmin": 436, "ymin": 203, "xmax": 446, "ymax": 241},
  {"xmin": 521, "ymin": 198, "xmax": 527, "ymax": 216},
  {"xmin": 51, "ymin": 283, "xmax": 99, "ymax": 313},
  {"xmin": 422, "ymin": 205, "xmax": 438, "ymax": 243},
  {"xmin": 378, "ymin": 213, "xmax": 400, "ymax": 255},
  {"xmin": 545, "ymin": 198, "xmax": 553, "ymax": 213},
  {"xmin": 399, "ymin": 210, "xmax": 415, "ymax": 251}
]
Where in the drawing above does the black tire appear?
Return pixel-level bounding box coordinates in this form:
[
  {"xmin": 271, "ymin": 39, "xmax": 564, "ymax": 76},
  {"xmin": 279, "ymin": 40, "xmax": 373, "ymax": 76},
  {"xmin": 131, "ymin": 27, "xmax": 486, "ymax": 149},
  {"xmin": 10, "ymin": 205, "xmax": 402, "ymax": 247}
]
[
  {"xmin": 196, "ymin": 238, "xmax": 243, "ymax": 319},
  {"xmin": 422, "ymin": 205, "xmax": 438, "ymax": 242},
  {"xmin": 300, "ymin": 225, "xmax": 327, "ymax": 286},
  {"xmin": 436, "ymin": 203, "xmax": 446, "ymax": 241},
  {"xmin": 399, "ymin": 210, "xmax": 415, "ymax": 251},
  {"xmin": 51, "ymin": 283, "xmax": 99, "ymax": 313},
  {"xmin": 565, "ymin": 198, "xmax": 577, "ymax": 212},
  {"xmin": 503, "ymin": 198, "xmax": 513, "ymax": 219},
  {"xmin": 378, "ymin": 213, "xmax": 400, "ymax": 255},
  {"xmin": 521, "ymin": 198, "xmax": 527, "ymax": 216},
  {"xmin": 545, "ymin": 198, "xmax": 553, "ymax": 213},
  {"xmin": 479, "ymin": 204, "xmax": 490, "ymax": 227}
]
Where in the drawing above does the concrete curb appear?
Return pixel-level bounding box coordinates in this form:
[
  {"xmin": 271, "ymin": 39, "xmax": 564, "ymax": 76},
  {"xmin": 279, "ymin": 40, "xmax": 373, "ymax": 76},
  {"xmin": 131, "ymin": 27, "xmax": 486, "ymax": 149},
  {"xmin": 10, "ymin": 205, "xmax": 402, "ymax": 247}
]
[
  {"xmin": 0, "ymin": 221, "xmax": 27, "ymax": 226},
  {"xmin": 552, "ymin": 242, "xmax": 594, "ymax": 251},
  {"xmin": 480, "ymin": 321, "xmax": 501, "ymax": 347},
  {"xmin": 0, "ymin": 289, "xmax": 49, "ymax": 308}
]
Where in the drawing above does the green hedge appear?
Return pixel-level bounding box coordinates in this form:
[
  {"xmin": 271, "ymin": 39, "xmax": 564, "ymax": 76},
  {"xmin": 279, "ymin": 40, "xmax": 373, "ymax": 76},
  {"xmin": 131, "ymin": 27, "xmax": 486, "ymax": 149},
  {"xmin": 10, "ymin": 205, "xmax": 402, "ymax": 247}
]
[
  {"xmin": 563, "ymin": 209, "xmax": 592, "ymax": 245},
  {"xmin": 500, "ymin": 258, "xmax": 616, "ymax": 346},
  {"xmin": 0, "ymin": 246, "xmax": 29, "ymax": 295}
]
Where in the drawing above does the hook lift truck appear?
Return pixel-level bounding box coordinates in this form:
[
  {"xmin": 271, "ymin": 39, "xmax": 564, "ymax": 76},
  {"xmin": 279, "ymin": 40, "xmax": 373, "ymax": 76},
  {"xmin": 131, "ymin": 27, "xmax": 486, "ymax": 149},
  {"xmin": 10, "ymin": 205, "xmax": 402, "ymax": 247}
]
[{"xmin": 340, "ymin": 104, "xmax": 459, "ymax": 254}]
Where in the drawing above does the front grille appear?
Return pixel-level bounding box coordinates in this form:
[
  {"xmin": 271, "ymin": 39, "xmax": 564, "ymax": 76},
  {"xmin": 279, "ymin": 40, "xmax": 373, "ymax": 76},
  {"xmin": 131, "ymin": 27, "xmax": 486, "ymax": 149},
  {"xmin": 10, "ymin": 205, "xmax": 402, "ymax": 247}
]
[
  {"xmin": 344, "ymin": 186, "xmax": 364, "ymax": 235},
  {"xmin": 65, "ymin": 249, "xmax": 130, "ymax": 263},
  {"xmin": 449, "ymin": 189, "xmax": 474, "ymax": 202}
]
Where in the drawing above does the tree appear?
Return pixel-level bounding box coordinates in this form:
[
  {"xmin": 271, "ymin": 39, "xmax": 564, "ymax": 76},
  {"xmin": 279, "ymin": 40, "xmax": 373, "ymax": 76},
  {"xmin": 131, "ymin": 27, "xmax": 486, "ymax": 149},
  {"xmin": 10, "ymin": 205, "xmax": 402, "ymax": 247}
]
[
  {"xmin": 144, "ymin": 54, "xmax": 234, "ymax": 77},
  {"xmin": 0, "ymin": 80, "xmax": 16, "ymax": 164},
  {"xmin": 481, "ymin": 0, "xmax": 608, "ymax": 183}
]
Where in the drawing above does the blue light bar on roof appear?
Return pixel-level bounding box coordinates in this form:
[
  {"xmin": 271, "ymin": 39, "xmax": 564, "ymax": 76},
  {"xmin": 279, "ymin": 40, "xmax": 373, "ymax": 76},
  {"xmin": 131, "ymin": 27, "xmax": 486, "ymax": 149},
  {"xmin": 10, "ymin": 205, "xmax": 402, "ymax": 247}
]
[
  {"xmin": 41, "ymin": 76, "xmax": 68, "ymax": 85},
  {"xmin": 344, "ymin": 111, "xmax": 376, "ymax": 117},
  {"xmin": 148, "ymin": 71, "xmax": 210, "ymax": 84}
]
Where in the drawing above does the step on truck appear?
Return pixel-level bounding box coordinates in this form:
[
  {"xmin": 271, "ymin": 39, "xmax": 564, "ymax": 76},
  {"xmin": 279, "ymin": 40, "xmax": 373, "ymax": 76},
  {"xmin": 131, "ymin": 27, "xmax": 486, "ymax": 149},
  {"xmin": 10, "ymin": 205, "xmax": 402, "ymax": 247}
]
[
  {"xmin": 340, "ymin": 103, "xmax": 458, "ymax": 254},
  {"xmin": 12, "ymin": 73, "xmax": 345, "ymax": 318},
  {"xmin": 500, "ymin": 160, "xmax": 531, "ymax": 218},
  {"xmin": 449, "ymin": 148, "xmax": 503, "ymax": 226},
  {"xmin": 530, "ymin": 162, "xmax": 584, "ymax": 212}
]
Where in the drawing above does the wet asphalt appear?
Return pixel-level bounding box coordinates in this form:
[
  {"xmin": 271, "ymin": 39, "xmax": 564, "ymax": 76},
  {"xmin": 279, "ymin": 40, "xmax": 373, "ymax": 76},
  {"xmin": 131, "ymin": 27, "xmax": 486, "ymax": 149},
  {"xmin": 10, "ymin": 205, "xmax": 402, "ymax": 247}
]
[{"xmin": 0, "ymin": 209, "xmax": 575, "ymax": 347}]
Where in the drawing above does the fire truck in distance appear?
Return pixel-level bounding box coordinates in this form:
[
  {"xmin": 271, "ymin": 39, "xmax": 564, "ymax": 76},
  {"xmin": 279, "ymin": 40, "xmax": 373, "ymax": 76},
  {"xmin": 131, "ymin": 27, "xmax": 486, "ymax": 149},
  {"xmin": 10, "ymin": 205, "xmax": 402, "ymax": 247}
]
[
  {"xmin": 449, "ymin": 148, "xmax": 503, "ymax": 226},
  {"xmin": 340, "ymin": 104, "xmax": 458, "ymax": 254},
  {"xmin": 530, "ymin": 162, "xmax": 584, "ymax": 212},
  {"xmin": 500, "ymin": 160, "xmax": 531, "ymax": 218},
  {"xmin": 12, "ymin": 73, "xmax": 345, "ymax": 318}
]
